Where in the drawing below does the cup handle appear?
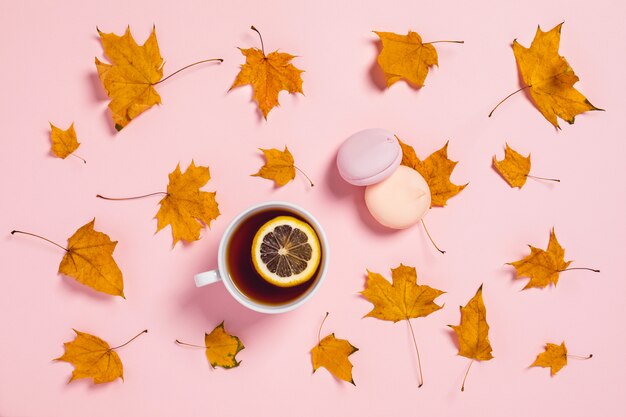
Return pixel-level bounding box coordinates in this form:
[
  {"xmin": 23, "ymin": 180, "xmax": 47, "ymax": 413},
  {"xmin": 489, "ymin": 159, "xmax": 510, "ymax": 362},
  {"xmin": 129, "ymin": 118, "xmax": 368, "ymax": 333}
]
[{"xmin": 194, "ymin": 270, "xmax": 222, "ymax": 287}]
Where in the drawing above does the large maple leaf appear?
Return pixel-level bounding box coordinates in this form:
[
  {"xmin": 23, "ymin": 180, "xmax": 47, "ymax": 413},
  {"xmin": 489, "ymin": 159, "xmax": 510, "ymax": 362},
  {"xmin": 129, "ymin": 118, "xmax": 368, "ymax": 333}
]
[
  {"xmin": 95, "ymin": 26, "xmax": 163, "ymax": 130},
  {"xmin": 55, "ymin": 329, "xmax": 146, "ymax": 384},
  {"xmin": 511, "ymin": 23, "xmax": 602, "ymax": 128},
  {"xmin": 399, "ymin": 139, "xmax": 467, "ymax": 207},
  {"xmin": 229, "ymin": 27, "xmax": 303, "ymax": 119},
  {"xmin": 156, "ymin": 161, "xmax": 220, "ymax": 246},
  {"xmin": 362, "ymin": 264, "xmax": 444, "ymax": 387}
]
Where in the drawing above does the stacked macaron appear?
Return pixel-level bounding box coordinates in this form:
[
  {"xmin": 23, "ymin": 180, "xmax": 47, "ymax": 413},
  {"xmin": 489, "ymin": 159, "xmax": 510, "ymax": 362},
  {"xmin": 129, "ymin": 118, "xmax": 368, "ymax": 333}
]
[{"xmin": 337, "ymin": 128, "xmax": 431, "ymax": 229}]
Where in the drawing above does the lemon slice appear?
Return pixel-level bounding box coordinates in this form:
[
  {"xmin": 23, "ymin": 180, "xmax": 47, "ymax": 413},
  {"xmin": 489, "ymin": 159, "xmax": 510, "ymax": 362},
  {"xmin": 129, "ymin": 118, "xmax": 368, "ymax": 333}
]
[{"xmin": 251, "ymin": 216, "xmax": 321, "ymax": 287}]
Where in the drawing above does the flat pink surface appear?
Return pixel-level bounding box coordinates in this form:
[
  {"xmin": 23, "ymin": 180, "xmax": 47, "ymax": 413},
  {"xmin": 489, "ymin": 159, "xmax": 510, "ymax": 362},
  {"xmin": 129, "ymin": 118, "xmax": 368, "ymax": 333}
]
[{"xmin": 1, "ymin": 0, "xmax": 624, "ymax": 416}]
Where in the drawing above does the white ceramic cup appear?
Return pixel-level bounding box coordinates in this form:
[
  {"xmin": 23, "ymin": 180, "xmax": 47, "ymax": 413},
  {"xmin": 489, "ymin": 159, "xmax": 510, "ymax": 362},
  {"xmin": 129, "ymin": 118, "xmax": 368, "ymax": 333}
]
[{"xmin": 194, "ymin": 201, "xmax": 329, "ymax": 314}]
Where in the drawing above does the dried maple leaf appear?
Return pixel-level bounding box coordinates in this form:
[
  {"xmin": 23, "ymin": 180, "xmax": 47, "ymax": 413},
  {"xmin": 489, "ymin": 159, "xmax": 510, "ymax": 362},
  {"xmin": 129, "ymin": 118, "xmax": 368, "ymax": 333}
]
[
  {"xmin": 362, "ymin": 264, "xmax": 444, "ymax": 386},
  {"xmin": 229, "ymin": 26, "xmax": 304, "ymax": 119},
  {"xmin": 251, "ymin": 147, "xmax": 313, "ymax": 187},
  {"xmin": 492, "ymin": 23, "xmax": 602, "ymax": 128},
  {"xmin": 492, "ymin": 143, "xmax": 531, "ymax": 188},
  {"xmin": 12, "ymin": 219, "xmax": 124, "ymax": 297},
  {"xmin": 311, "ymin": 313, "xmax": 358, "ymax": 385},
  {"xmin": 399, "ymin": 139, "xmax": 467, "ymax": 207},
  {"xmin": 449, "ymin": 285, "xmax": 493, "ymax": 391},
  {"xmin": 55, "ymin": 329, "xmax": 147, "ymax": 384},
  {"xmin": 50, "ymin": 122, "xmax": 81, "ymax": 161},
  {"xmin": 508, "ymin": 228, "xmax": 572, "ymax": 289},
  {"xmin": 59, "ymin": 219, "xmax": 125, "ymax": 297},
  {"xmin": 95, "ymin": 26, "xmax": 163, "ymax": 131},
  {"xmin": 450, "ymin": 285, "xmax": 493, "ymax": 361},
  {"xmin": 204, "ymin": 322, "xmax": 244, "ymax": 369},
  {"xmin": 156, "ymin": 161, "xmax": 220, "ymax": 246},
  {"xmin": 531, "ymin": 342, "xmax": 568, "ymax": 376},
  {"xmin": 374, "ymin": 31, "xmax": 437, "ymax": 88}
]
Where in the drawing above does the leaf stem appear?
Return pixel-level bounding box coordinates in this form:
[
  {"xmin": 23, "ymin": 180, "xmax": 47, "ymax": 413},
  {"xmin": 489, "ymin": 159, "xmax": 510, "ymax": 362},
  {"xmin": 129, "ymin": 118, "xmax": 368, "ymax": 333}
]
[
  {"xmin": 70, "ymin": 153, "xmax": 87, "ymax": 164},
  {"xmin": 558, "ymin": 267, "xmax": 600, "ymax": 273},
  {"xmin": 488, "ymin": 86, "xmax": 530, "ymax": 118},
  {"xmin": 152, "ymin": 59, "xmax": 223, "ymax": 86},
  {"xmin": 525, "ymin": 174, "xmax": 560, "ymax": 182},
  {"xmin": 423, "ymin": 40, "xmax": 465, "ymax": 45},
  {"xmin": 461, "ymin": 359, "xmax": 474, "ymax": 392},
  {"xmin": 317, "ymin": 312, "xmax": 329, "ymax": 343},
  {"xmin": 294, "ymin": 165, "xmax": 315, "ymax": 187},
  {"xmin": 175, "ymin": 339, "xmax": 206, "ymax": 349},
  {"xmin": 10, "ymin": 230, "xmax": 68, "ymax": 252},
  {"xmin": 568, "ymin": 353, "xmax": 593, "ymax": 360},
  {"xmin": 251, "ymin": 26, "xmax": 265, "ymax": 56},
  {"xmin": 110, "ymin": 329, "xmax": 148, "ymax": 350},
  {"xmin": 421, "ymin": 219, "xmax": 445, "ymax": 254},
  {"xmin": 96, "ymin": 192, "xmax": 168, "ymax": 201},
  {"xmin": 407, "ymin": 319, "xmax": 424, "ymax": 388}
]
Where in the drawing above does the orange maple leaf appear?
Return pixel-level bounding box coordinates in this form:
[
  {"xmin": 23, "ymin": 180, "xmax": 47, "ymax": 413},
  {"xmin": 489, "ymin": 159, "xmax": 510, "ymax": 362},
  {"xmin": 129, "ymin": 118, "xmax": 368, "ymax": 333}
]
[
  {"xmin": 230, "ymin": 26, "xmax": 304, "ymax": 119},
  {"xmin": 12, "ymin": 219, "xmax": 124, "ymax": 297},
  {"xmin": 176, "ymin": 322, "xmax": 244, "ymax": 369},
  {"xmin": 55, "ymin": 329, "xmax": 147, "ymax": 384},
  {"xmin": 449, "ymin": 285, "xmax": 493, "ymax": 391},
  {"xmin": 399, "ymin": 139, "xmax": 467, "ymax": 207},
  {"xmin": 156, "ymin": 161, "xmax": 220, "ymax": 246},
  {"xmin": 50, "ymin": 122, "xmax": 83, "ymax": 162},
  {"xmin": 95, "ymin": 26, "xmax": 163, "ymax": 131},
  {"xmin": 311, "ymin": 313, "xmax": 358, "ymax": 385}
]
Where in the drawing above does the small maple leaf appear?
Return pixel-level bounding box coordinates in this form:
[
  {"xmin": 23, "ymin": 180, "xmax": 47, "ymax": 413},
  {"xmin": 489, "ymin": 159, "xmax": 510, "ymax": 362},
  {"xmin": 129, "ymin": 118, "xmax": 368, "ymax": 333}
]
[
  {"xmin": 55, "ymin": 329, "xmax": 147, "ymax": 384},
  {"xmin": 311, "ymin": 313, "xmax": 358, "ymax": 385},
  {"xmin": 362, "ymin": 264, "xmax": 444, "ymax": 387},
  {"xmin": 449, "ymin": 285, "xmax": 493, "ymax": 391},
  {"xmin": 229, "ymin": 26, "xmax": 304, "ymax": 119},
  {"xmin": 50, "ymin": 122, "xmax": 81, "ymax": 161},
  {"xmin": 531, "ymin": 342, "xmax": 568, "ymax": 376},
  {"xmin": 204, "ymin": 322, "xmax": 244, "ymax": 369},
  {"xmin": 251, "ymin": 147, "xmax": 313, "ymax": 187},
  {"xmin": 58, "ymin": 219, "xmax": 125, "ymax": 297},
  {"xmin": 492, "ymin": 143, "xmax": 531, "ymax": 188},
  {"xmin": 502, "ymin": 23, "xmax": 602, "ymax": 128},
  {"xmin": 508, "ymin": 228, "xmax": 574, "ymax": 289},
  {"xmin": 156, "ymin": 161, "xmax": 220, "ymax": 246},
  {"xmin": 95, "ymin": 26, "xmax": 164, "ymax": 131},
  {"xmin": 374, "ymin": 31, "xmax": 438, "ymax": 88},
  {"xmin": 449, "ymin": 285, "xmax": 493, "ymax": 361},
  {"xmin": 176, "ymin": 322, "xmax": 244, "ymax": 369},
  {"xmin": 398, "ymin": 139, "xmax": 467, "ymax": 207}
]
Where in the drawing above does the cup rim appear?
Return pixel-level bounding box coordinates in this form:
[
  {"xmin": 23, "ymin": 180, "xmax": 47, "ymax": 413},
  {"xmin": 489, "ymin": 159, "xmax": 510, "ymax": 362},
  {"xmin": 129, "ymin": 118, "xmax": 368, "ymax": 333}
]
[{"xmin": 217, "ymin": 201, "xmax": 329, "ymax": 314}]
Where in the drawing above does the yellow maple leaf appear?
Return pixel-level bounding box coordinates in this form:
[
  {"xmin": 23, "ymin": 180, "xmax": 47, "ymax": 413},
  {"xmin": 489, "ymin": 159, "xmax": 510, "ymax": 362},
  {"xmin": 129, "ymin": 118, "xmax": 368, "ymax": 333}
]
[
  {"xmin": 531, "ymin": 342, "xmax": 568, "ymax": 376},
  {"xmin": 374, "ymin": 31, "xmax": 438, "ymax": 88},
  {"xmin": 251, "ymin": 147, "xmax": 299, "ymax": 187},
  {"xmin": 55, "ymin": 329, "xmax": 146, "ymax": 384},
  {"xmin": 204, "ymin": 322, "xmax": 244, "ymax": 369},
  {"xmin": 229, "ymin": 26, "xmax": 304, "ymax": 119},
  {"xmin": 312, "ymin": 334, "xmax": 358, "ymax": 385},
  {"xmin": 311, "ymin": 313, "xmax": 358, "ymax": 385},
  {"xmin": 362, "ymin": 264, "xmax": 444, "ymax": 386},
  {"xmin": 449, "ymin": 285, "xmax": 493, "ymax": 361},
  {"xmin": 362, "ymin": 264, "xmax": 444, "ymax": 322},
  {"xmin": 449, "ymin": 285, "xmax": 493, "ymax": 391},
  {"xmin": 510, "ymin": 23, "xmax": 602, "ymax": 128},
  {"xmin": 399, "ymin": 139, "xmax": 467, "ymax": 207},
  {"xmin": 49, "ymin": 122, "xmax": 81, "ymax": 160},
  {"xmin": 492, "ymin": 143, "xmax": 531, "ymax": 188},
  {"xmin": 95, "ymin": 26, "xmax": 163, "ymax": 131},
  {"xmin": 156, "ymin": 161, "xmax": 220, "ymax": 246},
  {"xmin": 58, "ymin": 219, "xmax": 125, "ymax": 297},
  {"xmin": 508, "ymin": 228, "xmax": 573, "ymax": 289}
]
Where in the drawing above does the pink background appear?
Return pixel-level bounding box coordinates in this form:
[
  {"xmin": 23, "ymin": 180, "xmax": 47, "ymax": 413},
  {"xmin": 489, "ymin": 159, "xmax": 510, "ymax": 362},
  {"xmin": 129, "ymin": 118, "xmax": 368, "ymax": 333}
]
[{"xmin": 1, "ymin": 0, "xmax": 624, "ymax": 415}]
